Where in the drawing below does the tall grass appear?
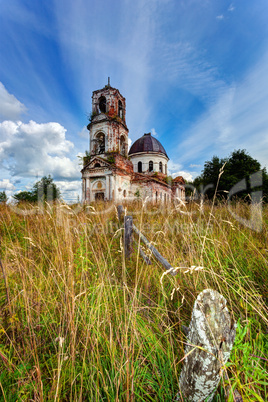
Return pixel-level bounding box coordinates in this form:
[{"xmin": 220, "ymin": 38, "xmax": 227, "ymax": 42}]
[{"xmin": 0, "ymin": 200, "xmax": 267, "ymax": 401}]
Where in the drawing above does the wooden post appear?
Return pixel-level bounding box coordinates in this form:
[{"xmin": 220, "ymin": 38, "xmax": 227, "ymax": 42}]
[
  {"xmin": 133, "ymin": 224, "xmax": 176, "ymax": 275},
  {"xmin": 178, "ymin": 289, "xmax": 236, "ymax": 402},
  {"xmin": 0, "ymin": 258, "xmax": 9, "ymax": 305},
  {"xmin": 139, "ymin": 247, "xmax": 152, "ymax": 265},
  {"xmin": 124, "ymin": 216, "xmax": 133, "ymax": 259},
  {"xmin": 117, "ymin": 205, "xmax": 124, "ymax": 223}
]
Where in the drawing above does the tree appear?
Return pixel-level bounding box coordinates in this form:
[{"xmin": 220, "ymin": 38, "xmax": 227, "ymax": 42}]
[
  {"xmin": 32, "ymin": 175, "xmax": 61, "ymax": 202},
  {"xmin": 13, "ymin": 191, "xmax": 35, "ymax": 202},
  {"xmin": 193, "ymin": 149, "xmax": 267, "ymax": 201},
  {"xmin": 13, "ymin": 176, "xmax": 60, "ymax": 203},
  {"xmin": 194, "ymin": 156, "xmax": 225, "ymax": 199},
  {"xmin": 0, "ymin": 191, "xmax": 8, "ymax": 204}
]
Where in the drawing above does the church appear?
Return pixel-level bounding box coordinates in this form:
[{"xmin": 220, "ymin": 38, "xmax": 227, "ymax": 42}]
[{"xmin": 81, "ymin": 82, "xmax": 185, "ymax": 203}]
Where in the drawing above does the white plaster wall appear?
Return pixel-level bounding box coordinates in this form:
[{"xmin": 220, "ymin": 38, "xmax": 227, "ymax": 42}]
[
  {"xmin": 90, "ymin": 119, "xmax": 128, "ymax": 154},
  {"xmin": 129, "ymin": 181, "xmax": 173, "ymax": 204},
  {"xmin": 129, "ymin": 153, "xmax": 168, "ymax": 174},
  {"xmin": 115, "ymin": 175, "xmax": 132, "ymax": 201},
  {"xmin": 90, "ymin": 122, "xmax": 108, "ymax": 154}
]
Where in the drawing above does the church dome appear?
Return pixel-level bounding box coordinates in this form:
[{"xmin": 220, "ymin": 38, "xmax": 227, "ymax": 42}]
[{"xmin": 128, "ymin": 133, "xmax": 168, "ymax": 158}]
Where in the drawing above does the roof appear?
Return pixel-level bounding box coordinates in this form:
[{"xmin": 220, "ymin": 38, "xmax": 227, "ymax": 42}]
[
  {"xmin": 173, "ymin": 176, "xmax": 185, "ymax": 184},
  {"xmin": 128, "ymin": 133, "xmax": 168, "ymax": 157}
]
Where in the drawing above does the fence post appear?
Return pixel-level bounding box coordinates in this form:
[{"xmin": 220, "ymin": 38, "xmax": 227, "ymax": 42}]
[
  {"xmin": 177, "ymin": 289, "xmax": 236, "ymax": 402},
  {"xmin": 117, "ymin": 205, "xmax": 124, "ymax": 223},
  {"xmin": 132, "ymin": 224, "xmax": 176, "ymax": 275},
  {"xmin": 124, "ymin": 216, "xmax": 133, "ymax": 260}
]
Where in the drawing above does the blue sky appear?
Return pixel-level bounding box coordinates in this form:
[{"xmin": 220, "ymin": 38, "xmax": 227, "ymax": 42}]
[{"xmin": 1, "ymin": 0, "xmax": 268, "ymax": 201}]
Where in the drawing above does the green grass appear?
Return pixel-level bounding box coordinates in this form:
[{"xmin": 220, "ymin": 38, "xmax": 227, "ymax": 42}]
[{"xmin": 0, "ymin": 200, "xmax": 267, "ymax": 401}]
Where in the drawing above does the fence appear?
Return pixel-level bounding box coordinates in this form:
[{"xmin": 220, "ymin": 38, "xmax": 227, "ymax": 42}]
[{"xmin": 118, "ymin": 206, "xmax": 239, "ymax": 402}]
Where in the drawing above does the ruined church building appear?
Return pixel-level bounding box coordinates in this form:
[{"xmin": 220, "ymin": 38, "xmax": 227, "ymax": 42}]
[{"xmin": 81, "ymin": 82, "xmax": 185, "ymax": 203}]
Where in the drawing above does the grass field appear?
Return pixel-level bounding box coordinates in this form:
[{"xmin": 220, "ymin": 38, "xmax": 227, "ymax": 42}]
[{"xmin": 0, "ymin": 200, "xmax": 267, "ymax": 401}]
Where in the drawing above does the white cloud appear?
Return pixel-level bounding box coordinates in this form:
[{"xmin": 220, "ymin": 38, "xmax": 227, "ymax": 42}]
[
  {"xmin": 0, "ymin": 120, "xmax": 80, "ymax": 179},
  {"xmin": 168, "ymin": 159, "xmax": 183, "ymax": 173},
  {"xmin": 0, "ymin": 178, "xmax": 15, "ymax": 190},
  {"xmin": 128, "ymin": 137, "xmax": 132, "ymax": 150},
  {"xmin": 0, "ymin": 178, "xmax": 17, "ymax": 200},
  {"xmin": 216, "ymin": 15, "xmax": 224, "ymax": 20},
  {"xmin": 78, "ymin": 125, "xmax": 88, "ymax": 139},
  {"xmin": 151, "ymin": 128, "xmax": 158, "ymax": 137},
  {"xmin": 0, "ymin": 82, "xmax": 27, "ymax": 121},
  {"xmin": 55, "ymin": 180, "xmax": 81, "ymax": 202},
  {"xmin": 171, "ymin": 171, "xmax": 194, "ymax": 182},
  {"xmin": 228, "ymin": 4, "xmax": 235, "ymax": 12},
  {"xmin": 168, "ymin": 161, "xmax": 197, "ymax": 181}
]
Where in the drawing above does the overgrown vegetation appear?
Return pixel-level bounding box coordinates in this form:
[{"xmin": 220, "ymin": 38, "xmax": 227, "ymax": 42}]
[
  {"xmin": 13, "ymin": 176, "xmax": 61, "ymax": 203},
  {"xmin": 0, "ymin": 200, "xmax": 267, "ymax": 401},
  {"xmin": 0, "ymin": 191, "xmax": 7, "ymax": 204},
  {"xmin": 191, "ymin": 149, "xmax": 268, "ymax": 201}
]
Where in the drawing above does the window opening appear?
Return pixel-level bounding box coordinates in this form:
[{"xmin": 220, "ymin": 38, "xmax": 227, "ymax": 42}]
[
  {"xmin": 118, "ymin": 100, "xmax": 123, "ymax": 118},
  {"xmin": 99, "ymin": 96, "xmax": 106, "ymax": 113},
  {"xmin": 96, "ymin": 133, "xmax": 105, "ymax": 154},
  {"xmin": 120, "ymin": 135, "xmax": 126, "ymax": 156}
]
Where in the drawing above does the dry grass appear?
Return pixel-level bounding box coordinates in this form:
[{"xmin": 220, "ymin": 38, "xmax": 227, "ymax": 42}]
[{"xmin": 0, "ymin": 200, "xmax": 267, "ymax": 401}]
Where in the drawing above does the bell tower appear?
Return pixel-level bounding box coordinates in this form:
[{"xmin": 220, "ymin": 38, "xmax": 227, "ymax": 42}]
[{"xmin": 87, "ymin": 79, "xmax": 129, "ymax": 157}]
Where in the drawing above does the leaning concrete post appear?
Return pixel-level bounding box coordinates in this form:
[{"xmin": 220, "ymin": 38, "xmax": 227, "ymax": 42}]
[{"xmin": 178, "ymin": 289, "xmax": 236, "ymax": 402}]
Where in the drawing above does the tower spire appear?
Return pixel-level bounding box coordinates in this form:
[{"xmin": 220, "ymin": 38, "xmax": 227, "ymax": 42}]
[{"xmin": 108, "ymin": 77, "xmax": 110, "ymax": 87}]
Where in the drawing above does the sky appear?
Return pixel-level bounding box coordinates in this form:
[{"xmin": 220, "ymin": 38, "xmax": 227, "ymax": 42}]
[{"xmin": 1, "ymin": 0, "xmax": 268, "ymax": 202}]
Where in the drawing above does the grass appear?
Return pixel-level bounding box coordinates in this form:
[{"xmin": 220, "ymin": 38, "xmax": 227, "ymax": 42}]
[{"xmin": 0, "ymin": 200, "xmax": 267, "ymax": 401}]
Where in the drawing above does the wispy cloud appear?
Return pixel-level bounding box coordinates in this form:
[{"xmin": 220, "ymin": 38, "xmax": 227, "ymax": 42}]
[
  {"xmin": 53, "ymin": 0, "xmax": 158, "ymax": 140},
  {"xmin": 151, "ymin": 40, "xmax": 227, "ymax": 105},
  {"xmin": 176, "ymin": 52, "xmax": 268, "ymax": 169},
  {"xmin": 228, "ymin": 4, "xmax": 235, "ymax": 12},
  {"xmin": 216, "ymin": 15, "xmax": 224, "ymax": 20},
  {"xmin": 190, "ymin": 164, "xmax": 202, "ymax": 168},
  {"xmin": 168, "ymin": 159, "xmax": 182, "ymax": 173},
  {"xmin": 0, "ymin": 83, "xmax": 27, "ymax": 121}
]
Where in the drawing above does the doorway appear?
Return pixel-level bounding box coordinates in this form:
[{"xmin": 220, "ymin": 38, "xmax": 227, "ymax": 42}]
[{"xmin": 95, "ymin": 192, "xmax": 105, "ymax": 201}]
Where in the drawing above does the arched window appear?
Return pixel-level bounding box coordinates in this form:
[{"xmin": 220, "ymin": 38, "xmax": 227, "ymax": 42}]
[
  {"xmin": 94, "ymin": 163, "xmax": 101, "ymax": 168},
  {"xmin": 99, "ymin": 96, "xmax": 106, "ymax": 113},
  {"xmin": 123, "ymin": 190, "xmax": 126, "ymax": 198},
  {"xmin": 149, "ymin": 161, "xmax": 153, "ymax": 172},
  {"xmin": 138, "ymin": 161, "xmax": 142, "ymax": 173},
  {"xmin": 165, "ymin": 164, "xmax": 167, "ymax": 175},
  {"xmin": 120, "ymin": 135, "xmax": 126, "ymax": 156},
  {"xmin": 96, "ymin": 132, "xmax": 105, "ymax": 154},
  {"xmin": 118, "ymin": 100, "xmax": 123, "ymax": 118},
  {"xmin": 159, "ymin": 161, "xmax": 163, "ymax": 173}
]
